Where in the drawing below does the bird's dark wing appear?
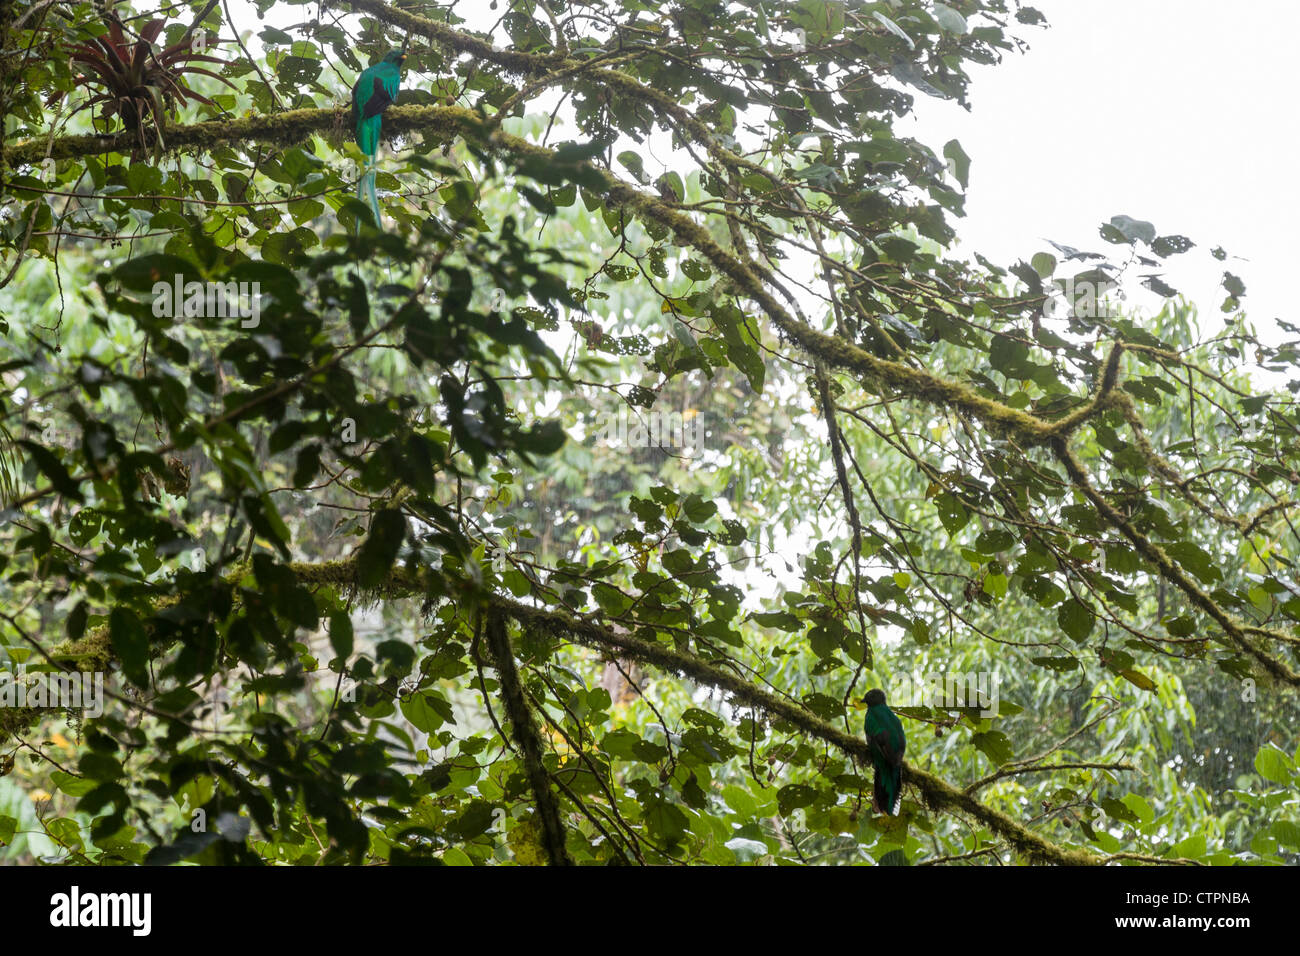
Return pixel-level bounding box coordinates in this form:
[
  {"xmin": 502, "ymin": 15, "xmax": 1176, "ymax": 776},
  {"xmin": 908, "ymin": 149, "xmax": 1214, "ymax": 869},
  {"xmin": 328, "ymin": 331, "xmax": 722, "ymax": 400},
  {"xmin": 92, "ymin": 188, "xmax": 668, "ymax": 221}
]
[
  {"xmin": 866, "ymin": 706, "xmax": 906, "ymax": 816},
  {"xmin": 360, "ymin": 74, "xmax": 396, "ymax": 120},
  {"xmin": 867, "ymin": 729, "xmax": 902, "ymax": 767}
]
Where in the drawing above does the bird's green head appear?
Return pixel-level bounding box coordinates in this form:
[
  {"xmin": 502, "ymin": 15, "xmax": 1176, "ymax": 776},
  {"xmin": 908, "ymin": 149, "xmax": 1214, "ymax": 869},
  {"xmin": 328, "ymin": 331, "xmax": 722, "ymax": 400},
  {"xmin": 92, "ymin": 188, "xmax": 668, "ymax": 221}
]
[
  {"xmin": 382, "ymin": 49, "xmax": 408, "ymax": 67},
  {"xmin": 863, "ymin": 688, "xmax": 887, "ymax": 708}
]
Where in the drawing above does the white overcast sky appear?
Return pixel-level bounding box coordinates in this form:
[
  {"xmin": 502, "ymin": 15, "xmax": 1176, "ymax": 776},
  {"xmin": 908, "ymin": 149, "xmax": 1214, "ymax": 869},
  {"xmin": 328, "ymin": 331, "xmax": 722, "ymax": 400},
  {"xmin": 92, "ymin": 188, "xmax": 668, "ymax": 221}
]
[{"xmin": 906, "ymin": 0, "xmax": 1298, "ymax": 345}]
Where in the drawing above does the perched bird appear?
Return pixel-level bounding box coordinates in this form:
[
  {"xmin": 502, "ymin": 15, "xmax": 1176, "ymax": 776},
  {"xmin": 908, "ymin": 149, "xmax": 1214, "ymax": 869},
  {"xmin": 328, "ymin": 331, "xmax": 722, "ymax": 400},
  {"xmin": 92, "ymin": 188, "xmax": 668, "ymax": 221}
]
[
  {"xmin": 863, "ymin": 688, "xmax": 906, "ymax": 816},
  {"xmin": 351, "ymin": 48, "xmax": 406, "ymax": 232}
]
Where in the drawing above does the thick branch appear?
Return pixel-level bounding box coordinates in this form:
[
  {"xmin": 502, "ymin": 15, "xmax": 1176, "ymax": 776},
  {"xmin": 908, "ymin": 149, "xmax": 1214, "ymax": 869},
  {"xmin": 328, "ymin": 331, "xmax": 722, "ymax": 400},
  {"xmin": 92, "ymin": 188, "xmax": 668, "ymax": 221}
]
[
  {"xmin": 490, "ymin": 594, "xmax": 1101, "ymax": 865},
  {"xmin": 483, "ymin": 605, "xmax": 574, "ymax": 866},
  {"xmin": 7, "ymin": 99, "xmax": 1120, "ymax": 455}
]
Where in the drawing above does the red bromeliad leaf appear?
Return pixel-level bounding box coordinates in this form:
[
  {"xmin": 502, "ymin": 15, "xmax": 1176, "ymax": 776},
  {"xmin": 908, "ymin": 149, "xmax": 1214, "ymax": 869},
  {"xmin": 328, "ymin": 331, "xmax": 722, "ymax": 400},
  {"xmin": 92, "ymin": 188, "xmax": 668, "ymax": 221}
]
[{"xmin": 63, "ymin": 18, "xmax": 233, "ymax": 156}]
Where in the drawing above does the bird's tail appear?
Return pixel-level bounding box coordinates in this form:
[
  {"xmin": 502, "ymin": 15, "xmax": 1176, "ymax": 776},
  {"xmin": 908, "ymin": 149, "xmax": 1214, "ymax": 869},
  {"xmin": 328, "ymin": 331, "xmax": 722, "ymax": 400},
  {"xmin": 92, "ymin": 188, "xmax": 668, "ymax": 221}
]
[
  {"xmin": 355, "ymin": 165, "xmax": 381, "ymax": 234},
  {"xmin": 875, "ymin": 767, "xmax": 903, "ymax": 816}
]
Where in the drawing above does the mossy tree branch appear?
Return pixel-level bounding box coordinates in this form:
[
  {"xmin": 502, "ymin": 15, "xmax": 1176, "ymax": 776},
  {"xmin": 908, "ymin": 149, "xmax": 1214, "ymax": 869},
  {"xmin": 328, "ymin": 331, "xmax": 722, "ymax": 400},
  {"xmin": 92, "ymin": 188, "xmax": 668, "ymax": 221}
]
[
  {"xmin": 7, "ymin": 552, "xmax": 1106, "ymax": 864},
  {"xmin": 1053, "ymin": 440, "xmax": 1300, "ymax": 687},
  {"xmin": 486, "ymin": 593, "xmax": 1103, "ymax": 866},
  {"xmin": 294, "ymin": 558, "xmax": 1105, "ymax": 864},
  {"xmin": 482, "ymin": 604, "xmax": 574, "ymax": 866}
]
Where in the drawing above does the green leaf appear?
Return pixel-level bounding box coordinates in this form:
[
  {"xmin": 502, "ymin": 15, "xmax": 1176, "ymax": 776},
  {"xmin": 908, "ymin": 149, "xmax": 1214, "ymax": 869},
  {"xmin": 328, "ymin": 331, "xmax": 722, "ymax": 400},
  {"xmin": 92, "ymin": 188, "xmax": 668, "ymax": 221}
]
[
  {"xmin": 713, "ymin": 306, "xmax": 765, "ymax": 392},
  {"xmin": 1104, "ymin": 215, "xmax": 1156, "ymax": 245},
  {"xmin": 680, "ymin": 259, "xmax": 711, "ymax": 281},
  {"xmin": 401, "ymin": 692, "xmax": 453, "ymax": 733},
  {"xmin": 113, "ymin": 253, "xmax": 198, "ymax": 292},
  {"xmin": 109, "ymin": 607, "xmax": 150, "ymax": 687},
  {"xmin": 66, "ymin": 601, "xmax": 88, "ymax": 640},
  {"xmin": 1031, "ymin": 656, "xmax": 1079, "ymax": 672},
  {"xmin": 1152, "ymin": 234, "xmax": 1194, "ymax": 256},
  {"xmin": 1171, "ymin": 833, "xmax": 1205, "ymax": 858},
  {"xmin": 52, "ymin": 770, "xmax": 97, "ymax": 796},
  {"xmin": 975, "ymin": 529, "xmax": 1015, "ymax": 553},
  {"xmin": 971, "ymin": 731, "xmax": 1013, "ymax": 766},
  {"xmin": 643, "ymin": 798, "xmax": 689, "ymax": 843},
  {"xmin": 1161, "ymin": 541, "xmax": 1221, "ymax": 585},
  {"xmin": 982, "ymin": 573, "xmax": 1008, "ymax": 599},
  {"xmin": 777, "ymin": 783, "xmax": 817, "ymax": 814},
  {"xmin": 1030, "ymin": 252, "xmax": 1056, "ymax": 278},
  {"xmin": 1271, "ymin": 820, "xmax": 1300, "ymax": 848},
  {"xmin": 503, "ymin": 570, "xmax": 532, "ymax": 597},
  {"xmin": 793, "ymin": 0, "xmax": 846, "ymax": 41},
  {"xmin": 591, "ymin": 582, "xmax": 632, "ymax": 615},
  {"xmin": 1118, "ymin": 669, "xmax": 1157, "ymax": 693},
  {"xmin": 617, "ymin": 151, "xmax": 648, "ymax": 184},
  {"xmin": 259, "ymin": 27, "xmax": 294, "ymax": 45},
  {"xmin": 872, "ymin": 11, "xmax": 915, "ymax": 48},
  {"xmin": 935, "ymin": 492, "xmax": 969, "ymax": 535},
  {"xmin": 1099, "ymin": 797, "xmax": 1138, "ymax": 825},
  {"xmin": 357, "ymin": 509, "xmax": 405, "ymax": 589},
  {"xmin": 1120, "ymin": 793, "xmax": 1155, "ymax": 825},
  {"xmin": 722, "ymin": 784, "xmax": 758, "ymax": 818},
  {"xmin": 329, "ymin": 611, "xmax": 353, "ymax": 659},
  {"xmin": 16, "ymin": 441, "xmax": 81, "ymax": 500},
  {"xmin": 442, "ymin": 847, "xmax": 473, "ymax": 866},
  {"xmin": 753, "ymin": 611, "xmax": 803, "ymax": 632},
  {"xmin": 803, "ymin": 692, "xmax": 844, "ymax": 719},
  {"xmin": 600, "ymin": 730, "xmax": 642, "ymax": 760},
  {"xmin": 287, "ymin": 198, "xmax": 324, "ymax": 225},
  {"xmin": 943, "ymin": 139, "xmax": 971, "ymax": 190},
  {"xmin": 932, "ymin": 3, "xmax": 968, "ymax": 34},
  {"xmin": 1254, "ymin": 744, "xmax": 1293, "ymax": 783},
  {"xmin": 1057, "ymin": 598, "xmax": 1096, "ymax": 643},
  {"xmin": 67, "ymin": 509, "xmax": 102, "ymax": 547}
]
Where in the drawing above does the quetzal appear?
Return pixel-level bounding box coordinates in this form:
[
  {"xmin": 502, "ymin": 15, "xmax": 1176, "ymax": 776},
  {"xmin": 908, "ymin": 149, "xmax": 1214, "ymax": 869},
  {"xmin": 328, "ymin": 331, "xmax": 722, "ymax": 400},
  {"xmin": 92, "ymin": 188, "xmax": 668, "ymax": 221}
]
[
  {"xmin": 863, "ymin": 688, "xmax": 906, "ymax": 816},
  {"xmin": 351, "ymin": 48, "xmax": 406, "ymax": 233}
]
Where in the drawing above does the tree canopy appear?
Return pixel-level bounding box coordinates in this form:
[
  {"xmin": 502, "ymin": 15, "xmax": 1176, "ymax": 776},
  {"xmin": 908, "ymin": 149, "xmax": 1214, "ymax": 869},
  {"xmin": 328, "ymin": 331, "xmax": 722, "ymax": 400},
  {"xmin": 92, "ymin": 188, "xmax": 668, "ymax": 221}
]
[{"xmin": 1, "ymin": 0, "xmax": 1298, "ymax": 866}]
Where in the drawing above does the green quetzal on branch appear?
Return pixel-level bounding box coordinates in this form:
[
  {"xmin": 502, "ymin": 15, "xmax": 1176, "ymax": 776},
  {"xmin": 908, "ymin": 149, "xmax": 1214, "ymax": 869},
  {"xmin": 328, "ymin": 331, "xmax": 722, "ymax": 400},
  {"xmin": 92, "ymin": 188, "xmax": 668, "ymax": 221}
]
[
  {"xmin": 863, "ymin": 688, "xmax": 906, "ymax": 816},
  {"xmin": 351, "ymin": 48, "xmax": 406, "ymax": 233}
]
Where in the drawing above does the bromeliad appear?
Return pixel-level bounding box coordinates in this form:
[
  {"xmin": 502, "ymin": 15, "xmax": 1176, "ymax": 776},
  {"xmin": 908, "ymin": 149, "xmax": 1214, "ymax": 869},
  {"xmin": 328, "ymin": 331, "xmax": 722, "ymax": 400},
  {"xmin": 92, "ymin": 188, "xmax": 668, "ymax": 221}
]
[
  {"xmin": 351, "ymin": 48, "xmax": 406, "ymax": 233},
  {"xmin": 66, "ymin": 18, "xmax": 233, "ymax": 161}
]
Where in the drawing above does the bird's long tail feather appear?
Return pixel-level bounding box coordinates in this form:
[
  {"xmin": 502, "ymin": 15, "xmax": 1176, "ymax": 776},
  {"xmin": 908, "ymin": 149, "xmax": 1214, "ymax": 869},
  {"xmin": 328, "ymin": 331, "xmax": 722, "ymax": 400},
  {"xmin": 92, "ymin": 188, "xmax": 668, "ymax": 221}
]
[
  {"xmin": 355, "ymin": 165, "xmax": 381, "ymax": 234},
  {"xmin": 874, "ymin": 766, "xmax": 902, "ymax": 816}
]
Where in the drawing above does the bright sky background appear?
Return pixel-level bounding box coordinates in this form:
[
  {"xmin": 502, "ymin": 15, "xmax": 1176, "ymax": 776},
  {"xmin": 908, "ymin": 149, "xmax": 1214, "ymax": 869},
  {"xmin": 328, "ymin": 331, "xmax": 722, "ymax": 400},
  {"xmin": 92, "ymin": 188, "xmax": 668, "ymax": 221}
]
[{"xmin": 906, "ymin": 0, "xmax": 1298, "ymax": 347}]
